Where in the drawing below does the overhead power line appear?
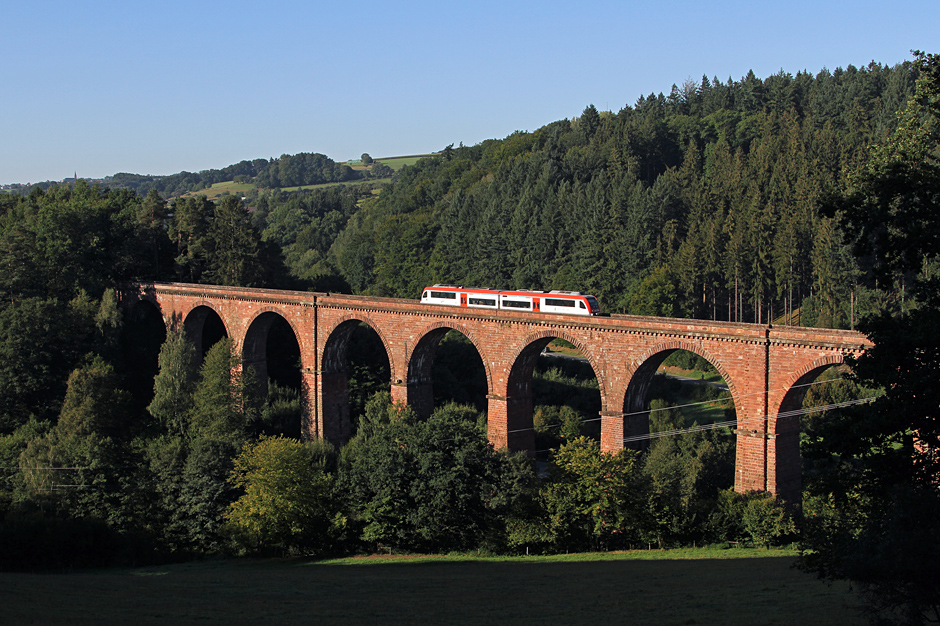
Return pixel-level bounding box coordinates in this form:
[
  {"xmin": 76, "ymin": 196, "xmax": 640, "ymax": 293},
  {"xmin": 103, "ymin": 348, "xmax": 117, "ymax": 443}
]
[
  {"xmin": 622, "ymin": 397, "xmax": 877, "ymax": 445},
  {"xmin": 510, "ymin": 376, "xmax": 864, "ymax": 436}
]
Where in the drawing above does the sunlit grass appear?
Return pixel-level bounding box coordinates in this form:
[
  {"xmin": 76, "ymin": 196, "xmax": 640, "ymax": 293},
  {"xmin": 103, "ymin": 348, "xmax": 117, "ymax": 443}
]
[
  {"xmin": 180, "ymin": 181, "xmax": 256, "ymax": 200},
  {"xmin": 312, "ymin": 545, "xmax": 798, "ymax": 566},
  {"xmin": 374, "ymin": 154, "xmax": 435, "ymax": 170},
  {"xmin": 0, "ymin": 548, "xmax": 864, "ymax": 625}
]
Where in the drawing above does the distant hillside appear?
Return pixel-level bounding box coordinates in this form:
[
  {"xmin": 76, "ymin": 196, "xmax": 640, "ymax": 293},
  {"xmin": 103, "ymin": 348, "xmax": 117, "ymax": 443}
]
[
  {"xmin": 99, "ymin": 152, "xmax": 367, "ymax": 198},
  {"xmin": 0, "ymin": 151, "xmax": 440, "ymax": 197},
  {"xmin": 108, "ymin": 152, "xmax": 439, "ymax": 198},
  {"xmin": 0, "ymin": 59, "xmax": 920, "ymax": 333}
]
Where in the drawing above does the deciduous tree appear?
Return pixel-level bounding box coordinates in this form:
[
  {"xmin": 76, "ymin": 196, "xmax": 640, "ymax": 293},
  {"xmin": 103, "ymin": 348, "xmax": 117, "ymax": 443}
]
[
  {"xmin": 224, "ymin": 436, "xmax": 341, "ymax": 555},
  {"xmin": 540, "ymin": 436, "xmax": 648, "ymax": 551}
]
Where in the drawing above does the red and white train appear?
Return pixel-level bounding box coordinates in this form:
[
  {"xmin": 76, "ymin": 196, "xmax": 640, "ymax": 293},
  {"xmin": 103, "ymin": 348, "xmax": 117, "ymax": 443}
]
[{"xmin": 420, "ymin": 284, "xmax": 602, "ymax": 316}]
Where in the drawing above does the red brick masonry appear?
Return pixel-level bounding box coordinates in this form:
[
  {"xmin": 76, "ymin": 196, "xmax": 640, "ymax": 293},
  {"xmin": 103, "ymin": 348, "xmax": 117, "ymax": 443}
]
[{"xmin": 123, "ymin": 282, "xmax": 872, "ymax": 505}]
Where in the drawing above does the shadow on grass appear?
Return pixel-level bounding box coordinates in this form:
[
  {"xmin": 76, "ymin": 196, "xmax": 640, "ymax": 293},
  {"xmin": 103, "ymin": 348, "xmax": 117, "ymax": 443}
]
[{"xmin": 1, "ymin": 548, "xmax": 864, "ymax": 625}]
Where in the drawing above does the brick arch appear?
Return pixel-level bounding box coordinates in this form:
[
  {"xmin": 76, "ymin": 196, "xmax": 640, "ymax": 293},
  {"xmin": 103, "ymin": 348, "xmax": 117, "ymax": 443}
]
[
  {"xmin": 125, "ymin": 289, "xmax": 165, "ymax": 321},
  {"xmin": 244, "ymin": 305, "xmax": 304, "ymax": 339},
  {"xmin": 318, "ymin": 313, "xmax": 394, "ymax": 445},
  {"xmin": 243, "ymin": 306, "xmax": 307, "ymax": 356},
  {"xmin": 774, "ymin": 353, "xmax": 848, "ymax": 417},
  {"xmin": 182, "ymin": 303, "xmax": 229, "ymax": 361},
  {"xmin": 766, "ymin": 353, "xmax": 849, "ymax": 508},
  {"xmin": 128, "ymin": 298, "xmax": 167, "ymax": 332},
  {"xmin": 406, "ymin": 321, "xmax": 495, "ymax": 395},
  {"xmin": 620, "ymin": 339, "xmax": 740, "ymax": 416},
  {"xmin": 182, "ymin": 300, "xmax": 228, "ymax": 329},
  {"xmin": 242, "ymin": 307, "xmax": 305, "ymax": 394},
  {"xmin": 508, "ymin": 329, "xmax": 607, "ymax": 407},
  {"xmin": 122, "ymin": 298, "xmax": 168, "ymax": 400},
  {"xmin": 493, "ymin": 330, "xmax": 606, "ymax": 454},
  {"xmin": 321, "ymin": 313, "xmax": 395, "ymax": 378}
]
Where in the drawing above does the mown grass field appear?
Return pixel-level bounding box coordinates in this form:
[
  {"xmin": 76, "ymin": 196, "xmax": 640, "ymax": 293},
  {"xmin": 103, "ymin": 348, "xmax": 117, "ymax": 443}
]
[
  {"xmin": 180, "ymin": 181, "xmax": 256, "ymax": 200},
  {"xmin": 0, "ymin": 549, "xmax": 864, "ymax": 625},
  {"xmin": 374, "ymin": 154, "xmax": 434, "ymax": 170}
]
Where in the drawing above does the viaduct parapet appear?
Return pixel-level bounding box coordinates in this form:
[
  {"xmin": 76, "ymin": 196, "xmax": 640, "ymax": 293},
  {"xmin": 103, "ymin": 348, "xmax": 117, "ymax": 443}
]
[{"xmin": 122, "ymin": 282, "xmax": 872, "ymax": 504}]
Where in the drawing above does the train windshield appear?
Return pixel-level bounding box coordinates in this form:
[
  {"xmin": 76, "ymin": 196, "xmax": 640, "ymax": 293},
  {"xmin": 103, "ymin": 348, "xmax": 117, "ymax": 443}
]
[{"xmin": 586, "ymin": 296, "xmax": 600, "ymax": 313}]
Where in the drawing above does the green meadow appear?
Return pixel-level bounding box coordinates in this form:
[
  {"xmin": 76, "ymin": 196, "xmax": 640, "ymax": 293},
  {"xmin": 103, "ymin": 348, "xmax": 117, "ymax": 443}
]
[
  {"xmin": 374, "ymin": 154, "xmax": 434, "ymax": 170},
  {"xmin": 1, "ymin": 549, "xmax": 864, "ymax": 625},
  {"xmin": 180, "ymin": 180, "xmax": 256, "ymax": 200}
]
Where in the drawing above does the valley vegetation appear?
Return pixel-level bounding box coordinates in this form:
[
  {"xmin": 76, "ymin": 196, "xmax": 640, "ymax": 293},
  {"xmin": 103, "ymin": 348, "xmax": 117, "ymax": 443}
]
[{"xmin": 1, "ymin": 53, "xmax": 939, "ymax": 623}]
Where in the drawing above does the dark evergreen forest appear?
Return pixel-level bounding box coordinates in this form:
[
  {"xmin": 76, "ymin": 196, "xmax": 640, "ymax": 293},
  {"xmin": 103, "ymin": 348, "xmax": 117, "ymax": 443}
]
[
  {"xmin": 2, "ymin": 56, "xmax": 939, "ymax": 623},
  {"xmin": 317, "ymin": 62, "xmax": 916, "ymax": 328}
]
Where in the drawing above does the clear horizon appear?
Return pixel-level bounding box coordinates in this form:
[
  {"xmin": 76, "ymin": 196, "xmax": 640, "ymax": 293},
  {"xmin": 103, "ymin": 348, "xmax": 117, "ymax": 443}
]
[{"xmin": 2, "ymin": 0, "xmax": 938, "ymax": 185}]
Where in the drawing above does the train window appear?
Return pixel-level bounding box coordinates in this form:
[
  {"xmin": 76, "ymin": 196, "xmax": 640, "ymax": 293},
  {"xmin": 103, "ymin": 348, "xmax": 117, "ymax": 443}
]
[
  {"xmin": 579, "ymin": 302, "xmax": 586, "ymax": 309},
  {"xmin": 502, "ymin": 299, "xmax": 531, "ymax": 309},
  {"xmin": 430, "ymin": 291, "xmax": 457, "ymax": 299},
  {"xmin": 469, "ymin": 297, "xmax": 496, "ymax": 306},
  {"xmin": 545, "ymin": 298, "xmax": 575, "ymax": 307}
]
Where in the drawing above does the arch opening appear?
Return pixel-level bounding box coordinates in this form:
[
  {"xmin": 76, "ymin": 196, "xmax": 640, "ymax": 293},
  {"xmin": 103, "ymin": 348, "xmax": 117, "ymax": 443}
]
[
  {"xmin": 504, "ymin": 337, "xmax": 602, "ymax": 459},
  {"xmin": 183, "ymin": 305, "xmax": 227, "ymax": 362},
  {"xmin": 321, "ymin": 320, "xmax": 390, "ymax": 441},
  {"xmin": 623, "ymin": 349, "xmax": 737, "ymax": 498},
  {"xmin": 243, "ymin": 312, "xmax": 303, "ymax": 439},
  {"xmin": 776, "ymin": 362, "xmax": 875, "ymax": 503},
  {"xmin": 647, "ymin": 350, "xmax": 735, "ymax": 437},
  {"xmin": 407, "ymin": 328, "xmax": 487, "ymax": 421},
  {"xmin": 532, "ymin": 339, "xmax": 602, "ymax": 455},
  {"xmin": 121, "ymin": 299, "xmax": 167, "ymax": 413},
  {"xmin": 623, "ymin": 349, "xmax": 736, "ymax": 450}
]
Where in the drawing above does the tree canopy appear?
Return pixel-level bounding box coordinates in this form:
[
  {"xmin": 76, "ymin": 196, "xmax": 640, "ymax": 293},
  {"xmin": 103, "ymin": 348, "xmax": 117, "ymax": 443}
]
[{"xmin": 800, "ymin": 51, "xmax": 940, "ymax": 623}]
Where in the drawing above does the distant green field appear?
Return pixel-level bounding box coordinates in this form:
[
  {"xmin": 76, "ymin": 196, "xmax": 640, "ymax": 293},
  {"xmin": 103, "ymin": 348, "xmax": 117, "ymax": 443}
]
[
  {"xmin": 375, "ymin": 154, "xmax": 436, "ymax": 170},
  {"xmin": 343, "ymin": 154, "xmax": 433, "ymax": 171},
  {"xmin": 181, "ymin": 181, "xmax": 255, "ymax": 200},
  {"xmin": 279, "ymin": 178, "xmax": 389, "ymax": 192},
  {"xmin": 0, "ymin": 549, "xmax": 865, "ymax": 625}
]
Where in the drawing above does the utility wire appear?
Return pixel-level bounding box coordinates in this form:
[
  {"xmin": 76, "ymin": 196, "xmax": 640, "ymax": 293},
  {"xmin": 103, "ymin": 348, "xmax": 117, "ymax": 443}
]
[
  {"xmin": 510, "ymin": 376, "xmax": 861, "ymax": 435},
  {"xmin": 622, "ymin": 396, "xmax": 877, "ymax": 444}
]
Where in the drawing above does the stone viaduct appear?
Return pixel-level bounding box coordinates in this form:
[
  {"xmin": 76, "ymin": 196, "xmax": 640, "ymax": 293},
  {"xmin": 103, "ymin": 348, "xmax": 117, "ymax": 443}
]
[{"xmin": 121, "ymin": 282, "xmax": 872, "ymax": 504}]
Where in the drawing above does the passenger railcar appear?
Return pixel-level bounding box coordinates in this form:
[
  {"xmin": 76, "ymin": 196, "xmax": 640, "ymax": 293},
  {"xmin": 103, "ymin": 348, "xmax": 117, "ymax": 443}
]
[{"xmin": 420, "ymin": 284, "xmax": 601, "ymax": 316}]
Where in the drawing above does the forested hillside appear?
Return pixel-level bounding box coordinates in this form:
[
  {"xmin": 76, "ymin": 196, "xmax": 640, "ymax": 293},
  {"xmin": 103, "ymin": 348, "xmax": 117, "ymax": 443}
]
[{"xmin": 306, "ymin": 62, "xmax": 915, "ymax": 328}]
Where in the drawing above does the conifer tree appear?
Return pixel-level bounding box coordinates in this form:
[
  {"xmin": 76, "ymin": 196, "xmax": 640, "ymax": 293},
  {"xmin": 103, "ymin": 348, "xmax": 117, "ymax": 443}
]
[
  {"xmin": 147, "ymin": 328, "xmax": 198, "ymax": 437},
  {"xmin": 20, "ymin": 357, "xmax": 137, "ymax": 526},
  {"xmin": 205, "ymin": 196, "xmax": 264, "ymax": 287},
  {"xmin": 189, "ymin": 337, "xmax": 251, "ymax": 445}
]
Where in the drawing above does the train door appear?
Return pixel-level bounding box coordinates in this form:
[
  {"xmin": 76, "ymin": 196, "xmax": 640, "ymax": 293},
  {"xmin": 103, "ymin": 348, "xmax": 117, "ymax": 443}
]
[
  {"xmin": 460, "ymin": 293, "xmax": 467, "ymax": 307},
  {"xmin": 532, "ymin": 298, "xmax": 540, "ymax": 312}
]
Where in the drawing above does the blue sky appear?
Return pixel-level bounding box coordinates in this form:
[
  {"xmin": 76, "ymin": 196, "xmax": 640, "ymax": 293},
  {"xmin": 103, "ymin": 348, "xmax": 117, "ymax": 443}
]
[{"xmin": 2, "ymin": 0, "xmax": 938, "ymax": 185}]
